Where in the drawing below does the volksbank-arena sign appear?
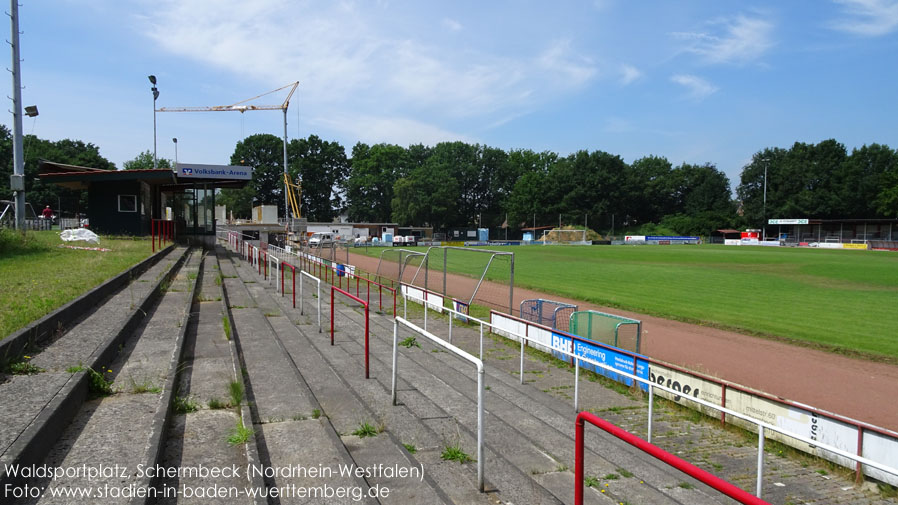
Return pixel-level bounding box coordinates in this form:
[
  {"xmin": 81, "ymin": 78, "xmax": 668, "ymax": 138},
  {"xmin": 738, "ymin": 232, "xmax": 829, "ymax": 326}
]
[{"xmin": 176, "ymin": 163, "xmax": 252, "ymax": 180}]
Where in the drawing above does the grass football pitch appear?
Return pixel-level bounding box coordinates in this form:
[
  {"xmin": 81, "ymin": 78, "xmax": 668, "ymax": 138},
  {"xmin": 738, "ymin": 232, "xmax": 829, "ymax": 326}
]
[{"xmin": 358, "ymin": 244, "xmax": 898, "ymax": 359}]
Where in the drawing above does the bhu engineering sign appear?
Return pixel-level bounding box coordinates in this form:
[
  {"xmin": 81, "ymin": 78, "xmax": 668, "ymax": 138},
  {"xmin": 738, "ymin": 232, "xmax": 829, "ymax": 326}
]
[{"xmin": 176, "ymin": 163, "xmax": 252, "ymax": 180}]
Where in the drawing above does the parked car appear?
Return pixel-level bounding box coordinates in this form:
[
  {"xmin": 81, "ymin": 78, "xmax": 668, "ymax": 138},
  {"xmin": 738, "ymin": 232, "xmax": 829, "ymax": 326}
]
[{"xmin": 309, "ymin": 232, "xmax": 334, "ymax": 246}]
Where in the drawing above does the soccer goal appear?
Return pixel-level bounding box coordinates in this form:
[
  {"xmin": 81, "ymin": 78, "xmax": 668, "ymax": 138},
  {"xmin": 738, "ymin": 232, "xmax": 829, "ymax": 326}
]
[
  {"xmin": 520, "ymin": 299, "xmax": 578, "ymax": 332},
  {"xmin": 540, "ymin": 228, "xmax": 591, "ymax": 245},
  {"xmin": 569, "ymin": 310, "xmax": 642, "ymax": 353}
]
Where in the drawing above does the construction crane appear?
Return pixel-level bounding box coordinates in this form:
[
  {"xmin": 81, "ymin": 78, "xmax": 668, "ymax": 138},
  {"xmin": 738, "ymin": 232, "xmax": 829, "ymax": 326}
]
[{"xmin": 158, "ymin": 81, "xmax": 300, "ymax": 223}]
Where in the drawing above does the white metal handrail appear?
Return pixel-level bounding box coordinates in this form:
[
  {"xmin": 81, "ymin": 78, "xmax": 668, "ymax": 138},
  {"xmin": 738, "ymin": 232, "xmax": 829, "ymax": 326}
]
[
  {"xmin": 299, "ymin": 269, "xmax": 322, "ymax": 333},
  {"xmin": 392, "ymin": 317, "xmax": 484, "ymax": 492},
  {"xmin": 268, "ymin": 253, "xmax": 281, "ymax": 291},
  {"xmin": 404, "ymin": 289, "xmax": 898, "ymax": 499}
]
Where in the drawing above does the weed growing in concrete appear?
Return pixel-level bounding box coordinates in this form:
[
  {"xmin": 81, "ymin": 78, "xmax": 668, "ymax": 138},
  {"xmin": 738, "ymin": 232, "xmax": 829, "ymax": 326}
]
[
  {"xmin": 7, "ymin": 356, "xmax": 44, "ymax": 375},
  {"xmin": 215, "ymin": 274, "xmax": 222, "ymax": 286},
  {"xmin": 617, "ymin": 468, "xmax": 633, "ymax": 478},
  {"xmin": 208, "ymin": 398, "xmax": 229, "ymax": 409},
  {"xmin": 403, "ymin": 443, "xmax": 417, "ymax": 454},
  {"xmin": 603, "ymin": 473, "xmax": 619, "ymax": 480},
  {"xmin": 229, "ymin": 380, "xmax": 244, "ymax": 407},
  {"xmin": 66, "ymin": 364, "xmax": 84, "ymax": 373},
  {"xmin": 677, "ymin": 482, "xmax": 694, "ymax": 489},
  {"xmin": 441, "ymin": 444, "xmax": 473, "ymax": 464},
  {"xmin": 399, "ymin": 336, "xmax": 420, "ymax": 349},
  {"xmin": 174, "ymin": 395, "xmax": 198, "ymax": 414},
  {"xmin": 292, "ymin": 413, "xmax": 307, "ymax": 421},
  {"xmin": 352, "ymin": 422, "xmax": 378, "ymax": 438},
  {"xmin": 222, "ymin": 315, "xmax": 231, "ymax": 341},
  {"xmin": 584, "ymin": 475, "xmax": 599, "ymax": 488},
  {"xmin": 878, "ymin": 483, "xmax": 898, "ymax": 499},
  {"xmin": 227, "ymin": 421, "xmax": 254, "ymax": 445},
  {"xmin": 312, "ymin": 409, "xmax": 321, "ymax": 419},
  {"xmin": 128, "ymin": 378, "xmax": 161, "ymax": 394},
  {"xmin": 87, "ymin": 367, "xmax": 113, "ymax": 397}
]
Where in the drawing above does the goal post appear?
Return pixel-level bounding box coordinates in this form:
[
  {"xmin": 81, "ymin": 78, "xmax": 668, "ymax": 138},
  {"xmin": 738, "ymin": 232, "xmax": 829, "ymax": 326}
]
[{"xmin": 540, "ymin": 229, "xmax": 590, "ymax": 245}]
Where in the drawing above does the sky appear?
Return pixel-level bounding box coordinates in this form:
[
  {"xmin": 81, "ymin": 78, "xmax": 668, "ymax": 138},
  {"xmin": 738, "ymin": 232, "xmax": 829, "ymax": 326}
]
[{"xmin": 9, "ymin": 0, "xmax": 898, "ymax": 188}]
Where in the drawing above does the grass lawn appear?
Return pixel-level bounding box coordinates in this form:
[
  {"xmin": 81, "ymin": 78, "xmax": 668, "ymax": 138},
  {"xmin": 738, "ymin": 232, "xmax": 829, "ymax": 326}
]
[
  {"xmin": 0, "ymin": 229, "xmax": 153, "ymax": 340},
  {"xmin": 357, "ymin": 245, "xmax": 898, "ymax": 359}
]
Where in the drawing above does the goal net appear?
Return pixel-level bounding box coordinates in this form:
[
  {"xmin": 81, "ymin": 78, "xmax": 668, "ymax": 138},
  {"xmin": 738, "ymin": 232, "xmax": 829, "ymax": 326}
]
[{"xmin": 540, "ymin": 229, "xmax": 590, "ymax": 245}]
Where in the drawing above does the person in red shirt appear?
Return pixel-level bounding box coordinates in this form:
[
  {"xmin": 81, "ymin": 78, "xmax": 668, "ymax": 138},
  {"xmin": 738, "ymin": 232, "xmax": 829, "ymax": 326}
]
[{"xmin": 42, "ymin": 205, "xmax": 53, "ymax": 219}]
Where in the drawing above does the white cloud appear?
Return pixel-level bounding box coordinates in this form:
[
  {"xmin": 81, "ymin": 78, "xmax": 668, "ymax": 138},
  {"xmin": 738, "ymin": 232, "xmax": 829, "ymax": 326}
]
[
  {"xmin": 672, "ymin": 15, "xmax": 774, "ymax": 64},
  {"xmin": 670, "ymin": 74, "xmax": 718, "ymax": 100},
  {"xmin": 536, "ymin": 39, "xmax": 598, "ymax": 88},
  {"xmin": 313, "ymin": 114, "xmax": 476, "ymax": 146},
  {"xmin": 138, "ymin": 1, "xmax": 595, "ymax": 143},
  {"xmin": 831, "ymin": 0, "xmax": 898, "ymax": 36},
  {"xmin": 442, "ymin": 17, "xmax": 463, "ymax": 31},
  {"xmin": 619, "ymin": 64, "xmax": 642, "ymax": 85}
]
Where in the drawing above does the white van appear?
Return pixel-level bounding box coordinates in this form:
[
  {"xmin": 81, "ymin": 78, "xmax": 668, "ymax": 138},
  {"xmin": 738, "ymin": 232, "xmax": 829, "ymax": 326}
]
[{"xmin": 309, "ymin": 232, "xmax": 334, "ymax": 246}]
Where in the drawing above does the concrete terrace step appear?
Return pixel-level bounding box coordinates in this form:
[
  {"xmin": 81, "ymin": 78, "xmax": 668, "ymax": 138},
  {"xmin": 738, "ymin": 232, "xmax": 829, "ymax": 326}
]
[
  {"xmin": 218, "ymin": 249, "xmax": 376, "ymax": 505},
  {"xmin": 155, "ymin": 253, "xmax": 256, "ymax": 505},
  {"xmin": 0, "ymin": 246, "xmax": 190, "ymax": 493},
  {"xmin": 227, "ymin": 248, "xmax": 736, "ymax": 505},
  {"xmin": 221, "ymin": 248, "xmax": 481, "ymax": 505},
  {"xmin": 223, "ymin": 249, "xmax": 562, "ymax": 505},
  {"xmin": 20, "ymin": 249, "xmax": 202, "ymax": 504}
]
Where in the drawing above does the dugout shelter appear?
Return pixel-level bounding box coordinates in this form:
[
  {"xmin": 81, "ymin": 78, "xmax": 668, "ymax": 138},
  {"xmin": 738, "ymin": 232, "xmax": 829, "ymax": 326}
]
[{"xmin": 39, "ymin": 160, "xmax": 251, "ymax": 247}]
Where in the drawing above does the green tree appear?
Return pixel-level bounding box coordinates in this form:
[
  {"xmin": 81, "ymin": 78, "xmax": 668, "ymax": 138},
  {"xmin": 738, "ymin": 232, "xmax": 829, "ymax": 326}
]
[
  {"xmin": 217, "ymin": 186, "xmax": 254, "ymax": 219},
  {"xmin": 840, "ymin": 143, "xmax": 897, "ymax": 217},
  {"xmin": 346, "ymin": 142, "xmax": 407, "ymax": 223},
  {"xmin": 391, "ymin": 162, "xmax": 459, "ymax": 229},
  {"xmin": 230, "ymin": 134, "xmax": 285, "ymax": 214},
  {"xmin": 288, "ymin": 134, "xmax": 349, "ymax": 221},
  {"xmin": 122, "ymin": 150, "xmax": 172, "ymax": 170},
  {"xmin": 0, "ymin": 132, "xmax": 115, "ymax": 215}
]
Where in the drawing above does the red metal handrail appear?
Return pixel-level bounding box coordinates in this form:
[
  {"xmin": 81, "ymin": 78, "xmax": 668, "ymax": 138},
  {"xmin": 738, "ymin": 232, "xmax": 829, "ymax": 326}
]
[
  {"xmin": 575, "ymin": 411, "xmax": 769, "ymax": 505},
  {"xmin": 151, "ymin": 219, "xmax": 173, "ymax": 252},
  {"xmin": 331, "ymin": 286, "xmax": 370, "ymax": 379},
  {"xmin": 281, "ymin": 262, "xmax": 296, "ymax": 308}
]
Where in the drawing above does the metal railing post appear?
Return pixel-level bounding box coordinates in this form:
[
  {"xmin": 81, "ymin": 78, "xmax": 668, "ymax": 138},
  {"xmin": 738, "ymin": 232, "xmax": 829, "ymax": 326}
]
[
  {"xmin": 365, "ymin": 304, "xmax": 370, "ymax": 379},
  {"xmin": 648, "ymin": 384, "xmax": 654, "ymax": 443},
  {"xmin": 317, "ymin": 276, "xmax": 321, "ymax": 332},
  {"xmin": 392, "ymin": 319, "xmax": 398, "ymax": 406},
  {"xmin": 479, "ymin": 323, "xmax": 484, "ymax": 361},
  {"xmin": 757, "ymin": 425, "xmax": 765, "ymax": 498},
  {"xmin": 330, "ymin": 288, "xmax": 335, "ymax": 346},
  {"xmin": 477, "ymin": 365, "xmax": 484, "ymax": 492},
  {"xmin": 449, "ymin": 312, "xmax": 453, "ymax": 343},
  {"xmin": 519, "ymin": 338, "xmax": 525, "ymax": 384}
]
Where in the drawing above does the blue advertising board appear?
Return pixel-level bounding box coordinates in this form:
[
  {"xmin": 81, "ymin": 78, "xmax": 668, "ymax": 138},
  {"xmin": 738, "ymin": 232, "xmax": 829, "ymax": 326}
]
[
  {"xmin": 645, "ymin": 236, "xmax": 701, "ymax": 242},
  {"xmin": 550, "ymin": 332, "xmax": 648, "ymax": 390}
]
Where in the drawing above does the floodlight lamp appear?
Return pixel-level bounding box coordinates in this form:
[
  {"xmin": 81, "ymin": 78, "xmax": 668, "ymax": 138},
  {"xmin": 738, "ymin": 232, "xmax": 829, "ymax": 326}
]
[
  {"xmin": 24, "ymin": 105, "xmax": 38, "ymax": 117},
  {"xmin": 152, "ymin": 89, "xmax": 160, "ymax": 100},
  {"xmin": 172, "ymin": 137, "xmax": 177, "ymax": 143},
  {"xmin": 148, "ymin": 75, "xmax": 157, "ymax": 85}
]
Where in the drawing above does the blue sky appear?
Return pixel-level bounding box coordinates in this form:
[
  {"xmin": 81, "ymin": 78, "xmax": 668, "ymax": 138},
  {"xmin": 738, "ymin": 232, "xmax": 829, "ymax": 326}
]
[{"xmin": 10, "ymin": 0, "xmax": 898, "ymax": 188}]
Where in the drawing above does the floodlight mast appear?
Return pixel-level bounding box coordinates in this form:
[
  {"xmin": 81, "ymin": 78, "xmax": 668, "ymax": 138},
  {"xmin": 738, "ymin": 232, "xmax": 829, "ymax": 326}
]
[{"xmin": 158, "ymin": 82, "xmax": 300, "ymax": 225}]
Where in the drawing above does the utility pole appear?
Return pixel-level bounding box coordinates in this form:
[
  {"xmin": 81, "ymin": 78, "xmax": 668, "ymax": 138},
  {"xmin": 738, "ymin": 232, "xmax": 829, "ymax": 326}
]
[
  {"xmin": 283, "ymin": 107, "xmax": 289, "ymax": 226},
  {"xmin": 762, "ymin": 164, "xmax": 768, "ymax": 241},
  {"xmin": 9, "ymin": 0, "xmax": 25, "ymax": 230}
]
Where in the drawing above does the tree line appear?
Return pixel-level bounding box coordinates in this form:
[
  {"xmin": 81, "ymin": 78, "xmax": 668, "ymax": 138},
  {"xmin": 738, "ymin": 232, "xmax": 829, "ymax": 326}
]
[
  {"xmin": 1, "ymin": 126, "xmax": 896, "ymax": 235},
  {"xmin": 221, "ymin": 134, "xmax": 898, "ymax": 236}
]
